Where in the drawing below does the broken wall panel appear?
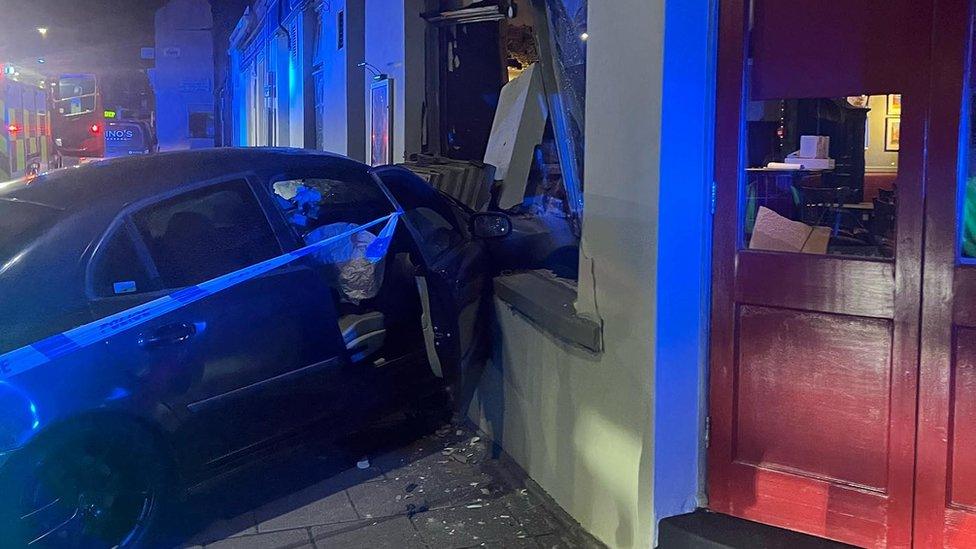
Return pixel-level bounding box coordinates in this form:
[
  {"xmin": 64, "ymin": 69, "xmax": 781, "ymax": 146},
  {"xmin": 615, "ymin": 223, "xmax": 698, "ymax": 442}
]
[{"xmin": 532, "ymin": 0, "xmax": 586, "ymax": 216}]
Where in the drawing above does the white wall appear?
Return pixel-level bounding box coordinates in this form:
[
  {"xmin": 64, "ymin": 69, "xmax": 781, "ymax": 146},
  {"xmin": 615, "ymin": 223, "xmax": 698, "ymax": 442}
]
[
  {"xmin": 154, "ymin": 0, "xmax": 215, "ymax": 151},
  {"xmin": 468, "ymin": 1, "xmax": 667, "ymax": 547},
  {"xmin": 364, "ymin": 0, "xmax": 426, "ymax": 163}
]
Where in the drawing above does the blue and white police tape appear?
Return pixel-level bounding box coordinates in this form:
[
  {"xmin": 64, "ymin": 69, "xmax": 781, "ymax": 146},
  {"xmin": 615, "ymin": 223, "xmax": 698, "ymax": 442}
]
[{"xmin": 0, "ymin": 212, "xmax": 401, "ymax": 381}]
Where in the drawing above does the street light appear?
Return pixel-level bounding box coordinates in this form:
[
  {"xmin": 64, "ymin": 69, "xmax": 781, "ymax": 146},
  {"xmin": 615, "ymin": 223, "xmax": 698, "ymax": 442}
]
[{"xmin": 37, "ymin": 27, "xmax": 48, "ymax": 37}]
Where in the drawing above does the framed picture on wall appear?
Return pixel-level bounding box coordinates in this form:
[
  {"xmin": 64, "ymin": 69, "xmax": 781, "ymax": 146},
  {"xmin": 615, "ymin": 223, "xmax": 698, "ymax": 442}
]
[
  {"xmin": 885, "ymin": 117, "xmax": 901, "ymax": 151},
  {"xmin": 886, "ymin": 94, "xmax": 902, "ymax": 117},
  {"xmin": 370, "ymin": 78, "xmax": 393, "ymax": 166}
]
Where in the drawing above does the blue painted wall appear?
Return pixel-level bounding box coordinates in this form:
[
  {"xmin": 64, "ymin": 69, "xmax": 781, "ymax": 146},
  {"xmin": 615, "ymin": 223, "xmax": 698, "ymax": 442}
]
[{"xmin": 653, "ymin": 0, "xmax": 717, "ymax": 526}]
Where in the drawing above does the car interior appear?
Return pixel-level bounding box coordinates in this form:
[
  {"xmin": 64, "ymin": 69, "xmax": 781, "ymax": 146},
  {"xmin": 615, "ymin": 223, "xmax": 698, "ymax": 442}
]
[{"xmin": 270, "ymin": 177, "xmax": 427, "ymax": 367}]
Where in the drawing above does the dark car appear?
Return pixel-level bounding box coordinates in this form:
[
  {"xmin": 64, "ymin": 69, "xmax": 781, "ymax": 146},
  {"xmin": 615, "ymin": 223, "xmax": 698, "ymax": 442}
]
[{"xmin": 0, "ymin": 148, "xmax": 510, "ymax": 547}]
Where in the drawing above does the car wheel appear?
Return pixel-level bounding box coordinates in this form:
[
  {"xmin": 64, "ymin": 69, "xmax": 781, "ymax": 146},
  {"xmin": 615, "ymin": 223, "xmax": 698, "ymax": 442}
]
[{"xmin": 0, "ymin": 420, "xmax": 173, "ymax": 548}]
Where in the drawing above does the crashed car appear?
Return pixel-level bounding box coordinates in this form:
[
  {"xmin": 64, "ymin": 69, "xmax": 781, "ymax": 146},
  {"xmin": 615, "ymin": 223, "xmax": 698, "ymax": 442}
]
[{"xmin": 0, "ymin": 148, "xmax": 510, "ymax": 547}]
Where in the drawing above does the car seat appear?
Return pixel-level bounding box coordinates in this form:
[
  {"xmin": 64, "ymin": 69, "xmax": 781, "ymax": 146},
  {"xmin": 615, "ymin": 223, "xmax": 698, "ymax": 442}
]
[{"xmin": 338, "ymin": 311, "xmax": 386, "ymax": 363}]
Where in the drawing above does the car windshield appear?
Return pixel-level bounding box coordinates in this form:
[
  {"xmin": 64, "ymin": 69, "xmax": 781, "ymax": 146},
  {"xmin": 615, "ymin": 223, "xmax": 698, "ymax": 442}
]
[{"xmin": 0, "ymin": 200, "xmax": 61, "ymax": 266}]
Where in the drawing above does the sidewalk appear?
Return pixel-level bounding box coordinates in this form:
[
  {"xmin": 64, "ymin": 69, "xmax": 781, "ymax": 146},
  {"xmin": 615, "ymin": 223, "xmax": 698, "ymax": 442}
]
[{"xmin": 173, "ymin": 412, "xmax": 604, "ymax": 549}]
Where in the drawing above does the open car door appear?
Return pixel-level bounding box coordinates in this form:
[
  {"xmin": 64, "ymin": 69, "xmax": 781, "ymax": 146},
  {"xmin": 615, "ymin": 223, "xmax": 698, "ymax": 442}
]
[{"xmin": 371, "ymin": 166, "xmax": 494, "ymax": 397}]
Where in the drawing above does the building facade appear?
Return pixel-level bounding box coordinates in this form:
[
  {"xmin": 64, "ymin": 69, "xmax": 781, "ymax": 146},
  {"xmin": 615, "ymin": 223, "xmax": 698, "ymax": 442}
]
[
  {"xmin": 154, "ymin": 0, "xmax": 216, "ymax": 151},
  {"xmin": 217, "ymin": 1, "xmax": 976, "ymax": 548},
  {"xmin": 217, "ymin": 1, "xmax": 710, "ymax": 547},
  {"xmin": 225, "ymin": 0, "xmax": 426, "ymax": 165}
]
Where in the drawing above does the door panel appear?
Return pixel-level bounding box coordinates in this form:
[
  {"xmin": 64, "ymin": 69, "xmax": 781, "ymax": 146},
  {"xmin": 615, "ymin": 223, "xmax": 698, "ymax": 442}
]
[
  {"xmin": 914, "ymin": 0, "xmax": 976, "ymax": 546},
  {"xmin": 735, "ymin": 253, "xmax": 895, "ymax": 318},
  {"xmin": 709, "ymin": 1, "xmax": 930, "ymax": 547},
  {"xmin": 920, "ymin": 271, "xmax": 976, "ymax": 548},
  {"xmin": 735, "ymin": 306, "xmax": 892, "ymax": 492},
  {"xmin": 89, "ymin": 178, "xmax": 348, "ymax": 467},
  {"xmin": 93, "ymin": 266, "xmax": 345, "ymax": 465},
  {"xmin": 372, "ymin": 166, "xmax": 492, "ymax": 386},
  {"xmin": 750, "ymin": 2, "xmax": 921, "ymax": 100},
  {"xmin": 714, "ymin": 0, "xmax": 976, "ymax": 546},
  {"xmin": 950, "ymin": 330, "xmax": 976, "ymax": 509}
]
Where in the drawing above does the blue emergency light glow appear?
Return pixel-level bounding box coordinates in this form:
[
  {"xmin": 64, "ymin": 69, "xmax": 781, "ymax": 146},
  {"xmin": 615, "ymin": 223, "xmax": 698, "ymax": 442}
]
[{"xmin": 0, "ymin": 212, "xmax": 401, "ymax": 381}]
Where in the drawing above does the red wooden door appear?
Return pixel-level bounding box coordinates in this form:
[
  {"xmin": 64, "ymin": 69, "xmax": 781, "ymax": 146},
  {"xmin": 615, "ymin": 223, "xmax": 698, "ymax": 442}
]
[
  {"xmin": 914, "ymin": 0, "xmax": 976, "ymax": 546},
  {"xmin": 708, "ymin": 1, "xmax": 932, "ymax": 547}
]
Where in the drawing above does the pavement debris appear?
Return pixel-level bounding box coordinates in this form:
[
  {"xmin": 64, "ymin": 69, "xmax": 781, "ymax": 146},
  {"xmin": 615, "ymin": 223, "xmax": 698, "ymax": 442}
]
[{"xmin": 172, "ymin": 415, "xmax": 604, "ymax": 548}]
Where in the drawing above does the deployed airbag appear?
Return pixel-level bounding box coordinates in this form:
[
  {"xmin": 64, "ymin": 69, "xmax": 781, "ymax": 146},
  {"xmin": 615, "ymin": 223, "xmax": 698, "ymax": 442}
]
[{"xmin": 306, "ymin": 222, "xmax": 386, "ymax": 303}]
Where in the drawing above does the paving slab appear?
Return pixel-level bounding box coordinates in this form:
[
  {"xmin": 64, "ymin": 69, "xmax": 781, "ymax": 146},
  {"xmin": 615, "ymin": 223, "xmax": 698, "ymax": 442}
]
[
  {"xmin": 254, "ymin": 481, "xmax": 359, "ymax": 532},
  {"xmin": 311, "ymin": 516, "xmax": 426, "ymax": 548},
  {"xmin": 205, "ymin": 528, "xmax": 313, "ymax": 549},
  {"xmin": 345, "ymin": 478, "xmax": 420, "ymax": 519},
  {"xmin": 412, "ymin": 501, "xmax": 526, "ymax": 548}
]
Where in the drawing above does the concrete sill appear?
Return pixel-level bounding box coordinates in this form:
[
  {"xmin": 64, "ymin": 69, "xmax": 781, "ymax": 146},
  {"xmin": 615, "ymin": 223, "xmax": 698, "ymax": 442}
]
[{"xmin": 493, "ymin": 270, "xmax": 603, "ymax": 353}]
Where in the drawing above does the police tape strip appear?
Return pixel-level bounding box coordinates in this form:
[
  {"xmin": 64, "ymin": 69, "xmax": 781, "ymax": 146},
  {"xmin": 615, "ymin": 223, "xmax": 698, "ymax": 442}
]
[{"xmin": 0, "ymin": 212, "xmax": 401, "ymax": 381}]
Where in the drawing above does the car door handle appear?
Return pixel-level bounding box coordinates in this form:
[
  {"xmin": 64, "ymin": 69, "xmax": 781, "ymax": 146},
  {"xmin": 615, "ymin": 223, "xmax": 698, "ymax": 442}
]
[{"xmin": 138, "ymin": 322, "xmax": 196, "ymax": 349}]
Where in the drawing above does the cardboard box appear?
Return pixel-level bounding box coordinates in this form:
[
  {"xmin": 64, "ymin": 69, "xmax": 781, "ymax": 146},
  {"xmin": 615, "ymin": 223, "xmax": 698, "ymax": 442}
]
[
  {"xmin": 749, "ymin": 206, "xmax": 830, "ymax": 254},
  {"xmin": 799, "ymin": 135, "xmax": 830, "ymax": 159}
]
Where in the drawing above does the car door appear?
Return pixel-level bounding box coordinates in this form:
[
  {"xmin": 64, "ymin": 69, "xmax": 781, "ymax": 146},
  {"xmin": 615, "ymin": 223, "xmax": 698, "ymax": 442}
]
[
  {"xmin": 87, "ymin": 176, "xmax": 347, "ymax": 466},
  {"xmin": 371, "ymin": 166, "xmax": 493, "ymax": 397}
]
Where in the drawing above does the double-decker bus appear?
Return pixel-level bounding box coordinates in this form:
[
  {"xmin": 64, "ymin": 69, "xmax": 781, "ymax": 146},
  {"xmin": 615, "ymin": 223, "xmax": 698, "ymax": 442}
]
[
  {"xmin": 0, "ymin": 64, "xmax": 54, "ymax": 181},
  {"xmin": 51, "ymin": 73, "xmax": 105, "ymax": 161}
]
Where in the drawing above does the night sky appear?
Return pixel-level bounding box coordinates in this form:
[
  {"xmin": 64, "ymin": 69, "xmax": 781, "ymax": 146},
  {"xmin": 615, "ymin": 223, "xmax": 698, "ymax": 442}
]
[{"xmin": 0, "ymin": 0, "xmax": 165, "ymax": 76}]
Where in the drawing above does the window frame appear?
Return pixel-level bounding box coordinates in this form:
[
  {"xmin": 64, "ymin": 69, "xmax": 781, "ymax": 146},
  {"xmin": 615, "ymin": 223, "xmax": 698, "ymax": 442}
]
[
  {"xmin": 86, "ymin": 215, "xmax": 162, "ymax": 301},
  {"xmin": 85, "ymin": 173, "xmax": 288, "ymax": 300}
]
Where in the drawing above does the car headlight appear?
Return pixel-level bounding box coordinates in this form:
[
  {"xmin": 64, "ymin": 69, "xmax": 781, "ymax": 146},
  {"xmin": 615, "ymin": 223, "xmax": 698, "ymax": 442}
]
[{"xmin": 0, "ymin": 382, "xmax": 39, "ymax": 452}]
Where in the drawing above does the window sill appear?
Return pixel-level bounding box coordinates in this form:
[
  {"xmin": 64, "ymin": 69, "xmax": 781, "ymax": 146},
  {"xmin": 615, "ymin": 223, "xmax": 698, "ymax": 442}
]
[{"xmin": 493, "ymin": 269, "xmax": 602, "ymax": 353}]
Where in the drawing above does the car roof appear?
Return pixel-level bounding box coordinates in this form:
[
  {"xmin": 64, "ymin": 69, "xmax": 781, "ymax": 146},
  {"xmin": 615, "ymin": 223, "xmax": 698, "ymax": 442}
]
[{"xmin": 0, "ymin": 148, "xmax": 371, "ymax": 212}]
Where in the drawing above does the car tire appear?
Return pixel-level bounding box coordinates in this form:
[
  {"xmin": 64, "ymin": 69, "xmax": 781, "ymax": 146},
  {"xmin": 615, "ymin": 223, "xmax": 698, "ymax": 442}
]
[{"xmin": 0, "ymin": 418, "xmax": 174, "ymax": 548}]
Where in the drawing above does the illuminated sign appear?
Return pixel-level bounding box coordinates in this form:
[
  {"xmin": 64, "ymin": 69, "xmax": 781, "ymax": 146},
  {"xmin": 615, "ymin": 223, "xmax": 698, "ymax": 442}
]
[
  {"xmin": 106, "ymin": 129, "xmax": 135, "ymax": 140},
  {"xmin": 104, "ymin": 110, "xmax": 117, "ymax": 119}
]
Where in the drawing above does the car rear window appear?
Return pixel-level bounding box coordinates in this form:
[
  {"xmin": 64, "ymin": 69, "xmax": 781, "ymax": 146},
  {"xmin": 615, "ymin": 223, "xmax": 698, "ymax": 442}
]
[{"xmin": 0, "ymin": 200, "xmax": 61, "ymax": 263}]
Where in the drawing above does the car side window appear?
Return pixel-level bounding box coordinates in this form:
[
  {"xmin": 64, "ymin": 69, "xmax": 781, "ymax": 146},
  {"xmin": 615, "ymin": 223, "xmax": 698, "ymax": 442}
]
[
  {"xmin": 91, "ymin": 225, "xmax": 157, "ymax": 297},
  {"xmin": 270, "ymin": 175, "xmax": 393, "ymax": 235},
  {"xmin": 132, "ymin": 180, "xmax": 280, "ymax": 289}
]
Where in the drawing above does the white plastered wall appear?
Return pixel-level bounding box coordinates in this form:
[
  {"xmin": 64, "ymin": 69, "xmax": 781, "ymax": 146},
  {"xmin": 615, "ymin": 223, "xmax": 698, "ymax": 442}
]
[{"xmin": 467, "ymin": 0, "xmax": 666, "ymax": 547}]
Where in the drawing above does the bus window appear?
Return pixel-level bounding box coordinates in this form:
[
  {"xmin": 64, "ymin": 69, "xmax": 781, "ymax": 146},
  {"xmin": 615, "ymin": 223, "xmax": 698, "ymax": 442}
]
[{"xmin": 57, "ymin": 75, "xmax": 97, "ymax": 116}]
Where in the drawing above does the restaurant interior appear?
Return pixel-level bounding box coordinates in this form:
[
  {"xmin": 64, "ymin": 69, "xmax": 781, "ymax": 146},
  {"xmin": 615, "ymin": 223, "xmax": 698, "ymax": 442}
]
[{"xmin": 744, "ymin": 94, "xmax": 902, "ymax": 258}]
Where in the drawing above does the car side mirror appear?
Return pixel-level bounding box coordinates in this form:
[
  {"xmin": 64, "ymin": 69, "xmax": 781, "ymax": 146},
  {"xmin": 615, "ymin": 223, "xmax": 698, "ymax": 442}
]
[{"xmin": 471, "ymin": 213, "xmax": 512, "ymax": 239}]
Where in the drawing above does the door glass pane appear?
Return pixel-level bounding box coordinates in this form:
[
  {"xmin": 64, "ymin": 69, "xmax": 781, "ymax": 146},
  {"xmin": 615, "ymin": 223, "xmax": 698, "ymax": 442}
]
[
  {"xmin": 744, "ymin": 95, "xmax": 899, "ymax": 259},
  {"xmin": 91, "ymin": 226, "xmax": 155, "ymax": 297},
  {"xmin": 964, "ymin": 37, "xmax": 976, "ymax": 259},
  {"xmin": 133, "ymin": 180, "xmax": 280, "ymax": 288}
]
